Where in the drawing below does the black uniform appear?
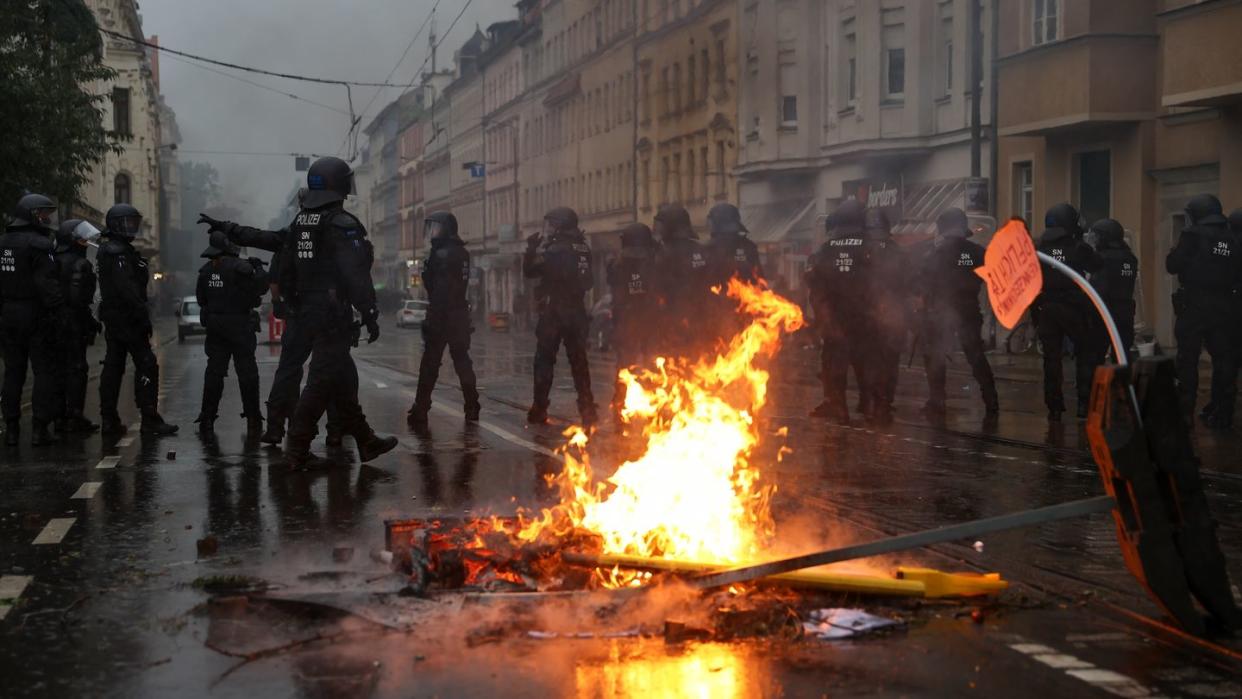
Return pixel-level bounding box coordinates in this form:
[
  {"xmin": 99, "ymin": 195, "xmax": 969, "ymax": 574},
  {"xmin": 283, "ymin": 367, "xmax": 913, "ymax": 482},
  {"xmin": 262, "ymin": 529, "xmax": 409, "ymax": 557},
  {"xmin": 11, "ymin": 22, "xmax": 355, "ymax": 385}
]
[
  {"xmin": 918, "ymin": 209, "xmax": 998, "ymax": 417},
  {"xmin": 214, "ymin": 220, "xmax": 348, "ymax": 444},
  {"xmin": 1034, "ymin": 204, "xmax": 1102, "ymax": 419},
  {"xmin": 409, "ymin": 213, "xmax": 479, "ymax": 424},
  {"xmin": 524, "ymin": 208, "xmax": 596, "ymax": 424},
  {"xmin": 97, "ymin": 234, "xmax": 168, "ymax": 432},
  {"xmin": 862, "ymin": 210, "xmax": 908, "ymax": 425},
  {"xmin": 194, "ymin": 235, "xmax": 269, "ymax": 429},
  {"xmin": 703, "ymin": 220, "xmax": 763, "ymax": 343},
  {"xmin": 607, "ymin": 223, "xmax": 661, "ymax": 414},
  {"xmin": 1088, "ymin": 219, "xmax": 1138, "ymax": 362},
  {"xmin": 52, "ymin": 223, "xmax": 100, "ymax": 432},
  {"xmin": 654, "ymin": 205, "xmax": 710, "ymax": 358},
  {"xmin": 1166, "ymin": 195, "xmax": 1241, "ymax": 428},
  {"xmin": 0, "ymin": 197, "xmax": 64, "ymax": 444},
  {"xmin": 805, "ymin": 200, "xmax": 869, "ymax": 423},
  {"xmin": 279, "ymin": 202, "xmax": 394, "ymax": 466}
]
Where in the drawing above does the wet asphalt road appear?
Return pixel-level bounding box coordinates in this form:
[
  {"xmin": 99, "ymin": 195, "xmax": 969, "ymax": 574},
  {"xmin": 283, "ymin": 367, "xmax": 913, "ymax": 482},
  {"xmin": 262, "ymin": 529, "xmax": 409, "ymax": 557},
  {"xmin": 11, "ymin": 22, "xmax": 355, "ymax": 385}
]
[{"xmin": 1, "ymin": 318, "xmax": 1240, "ymax": 697}]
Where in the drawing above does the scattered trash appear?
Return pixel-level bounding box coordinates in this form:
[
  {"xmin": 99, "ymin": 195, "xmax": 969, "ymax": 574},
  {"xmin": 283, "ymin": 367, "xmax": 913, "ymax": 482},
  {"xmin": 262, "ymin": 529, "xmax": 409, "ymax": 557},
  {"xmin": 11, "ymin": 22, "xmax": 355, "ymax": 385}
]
[
  {"xmin": 166, "ymin": 451, "xmax": 176, "ymax": 460},
  {"xmin": 970, "ymin": 609, "xmax": 986, "ymax": 624},
  {"xmin": 192, "ymin": 575, "xmax": 269, "ymax": 594},
  {"xmin": 973, "ymin": 541, "xmax": 985, "ymax": 553},
  {"xmin": 333, "ymin": 546, "xmax": 355, "ymax": 563},
  {"xmin": 802, "ymin": 608, "xmax": 905, "ymax": 640},
  {"xmin": 196, "ymin": 535, "xmax": 218, "ymax": 558},
  {"xmin": 526, "ymin": 628, "xmax": 641, "ymax": 640},
  {"xmin": 663, "ymin": 620, "xmax": 713, "ymax": 643},
  {"xmin": 185, "ymin": 524, "xmax": 193, "ymax": 531}
]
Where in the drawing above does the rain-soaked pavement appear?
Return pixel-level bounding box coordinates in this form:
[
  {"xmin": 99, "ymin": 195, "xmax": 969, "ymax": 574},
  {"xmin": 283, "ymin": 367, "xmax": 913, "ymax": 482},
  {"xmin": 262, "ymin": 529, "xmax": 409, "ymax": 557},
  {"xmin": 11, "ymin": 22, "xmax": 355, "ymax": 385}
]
[{"xmin": 2, "ymin": 318, "xmax": 1241, "ymax": 697}]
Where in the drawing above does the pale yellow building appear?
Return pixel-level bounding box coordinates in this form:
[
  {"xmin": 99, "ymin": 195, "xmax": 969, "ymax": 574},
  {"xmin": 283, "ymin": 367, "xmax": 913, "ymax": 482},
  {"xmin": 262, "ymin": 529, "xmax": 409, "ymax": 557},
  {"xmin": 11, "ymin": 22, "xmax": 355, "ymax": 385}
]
[{"xmin": 636, "ymin": 0, "xmax": 740, "ymax": 232}]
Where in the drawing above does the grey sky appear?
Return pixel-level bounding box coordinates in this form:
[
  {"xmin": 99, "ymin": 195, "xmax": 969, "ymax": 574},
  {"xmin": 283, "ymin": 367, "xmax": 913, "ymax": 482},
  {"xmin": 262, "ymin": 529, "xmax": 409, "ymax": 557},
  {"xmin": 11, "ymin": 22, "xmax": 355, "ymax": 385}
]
[{"xmin": 141, "ymin": 0, "xmax": 511, "ymax": 226}]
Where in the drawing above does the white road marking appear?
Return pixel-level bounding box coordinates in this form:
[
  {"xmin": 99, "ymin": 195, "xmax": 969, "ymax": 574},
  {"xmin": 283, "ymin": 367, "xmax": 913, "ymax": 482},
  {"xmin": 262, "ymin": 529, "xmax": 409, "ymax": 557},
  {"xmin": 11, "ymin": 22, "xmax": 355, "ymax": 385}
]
[
  {"xmin": 0, "ymin": 576, "xmax": 33, "ymax": 621},
  {"xmin": 70, "ymin": 482, "xmax": 103, "ymax": 500},
  {"xmin": 1007, "ymin": 640, "xmax": 1162, "ymax": 697},
  {"xmin": 32, "ymin": 518, "xmax": 76, "ymax": 545},
  {"xmin": 95, "ymin": 456, "xmax": 119, "ymax": 470},
  {"xmin": 116, "ymin": 437, "xmax": 134, "ymax": 447}
]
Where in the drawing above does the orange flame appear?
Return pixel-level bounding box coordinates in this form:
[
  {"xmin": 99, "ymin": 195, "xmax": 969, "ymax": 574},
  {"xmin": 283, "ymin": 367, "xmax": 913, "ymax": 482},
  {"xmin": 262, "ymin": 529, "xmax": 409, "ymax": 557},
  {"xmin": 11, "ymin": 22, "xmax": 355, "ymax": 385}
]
[{"xmin": 500, "ymin": 280, "xmax": 804, "ymax": 584}]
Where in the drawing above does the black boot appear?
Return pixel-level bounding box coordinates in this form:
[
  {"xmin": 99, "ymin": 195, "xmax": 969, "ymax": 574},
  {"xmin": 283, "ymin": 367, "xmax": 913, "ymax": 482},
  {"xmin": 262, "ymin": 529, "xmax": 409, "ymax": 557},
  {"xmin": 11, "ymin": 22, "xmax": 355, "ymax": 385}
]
[
  {"xmin": 141, "ymin": 411, "xmax": 179, "ymax": 436},
  {"xmin": 54, "ymin": 417, "xmax": 70, "ymax": 434},
  {"xmin": 5, "ymin": 420, "xmax": 19, "ymax": 447},
  {"xmin": 246, "ymin": 415, "xmax": 264, "ymax": 435},
  {"xmin": 68, "ymin": 416, "xmax": 99, "ymax": 433},
  {"xmin": 284, "ymin": 439, "xmax": 335, "ymax": 470},
  {"xmin": 407, "ymin": 405, "xmax": 429, "ymax": 428},
  {"xmin": 196, "ymin": 416, "xmax": 215, "ymax": 434},
  {"xmin": 464, "ymin": 402, "xmax": 480, "ymax": 422},
  {"xmin": 356, "ymin": 431, "xmax": 398, "ymax": 463},
  {"xmin": 325, "ymin": 428, "xmax": 344, "ymax": 448},
  {"xmin": 527, "ymin": 405, "xmax": 548, "ymax": 425},
  {"xmin": 260, "ymin": 412, "xmax": 285, "ymax": 446},
  {"xmin": 31, "ymin": 421, "xmax": 57, "ymax": 446},
  {"xmin": 100, "ymin": 418, "xmax": 127, "ymax": 436},
  {"xmin": 579, "ymin": 402, "xmax": 598, "ymax": 428}
]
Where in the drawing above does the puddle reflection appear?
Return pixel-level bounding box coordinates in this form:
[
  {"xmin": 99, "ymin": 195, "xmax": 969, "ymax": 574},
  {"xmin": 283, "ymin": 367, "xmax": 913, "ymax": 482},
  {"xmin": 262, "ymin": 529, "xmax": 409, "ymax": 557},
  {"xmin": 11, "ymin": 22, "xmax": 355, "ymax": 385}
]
[{"xmin": 574, "ymin": 642, "xmax": 762, "ymax": 699}]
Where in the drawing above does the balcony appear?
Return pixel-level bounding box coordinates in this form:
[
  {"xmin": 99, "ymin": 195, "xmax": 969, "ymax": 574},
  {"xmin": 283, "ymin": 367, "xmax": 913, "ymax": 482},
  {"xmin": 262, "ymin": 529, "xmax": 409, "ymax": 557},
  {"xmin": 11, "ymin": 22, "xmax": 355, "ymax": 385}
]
[
  {"xmin": 998, "ymin": 34, "xmax": 1157, "ymax": 137},
  {"xmin": 1160, "ymin": 2, "xmax": 1242, "ymax": 107}
]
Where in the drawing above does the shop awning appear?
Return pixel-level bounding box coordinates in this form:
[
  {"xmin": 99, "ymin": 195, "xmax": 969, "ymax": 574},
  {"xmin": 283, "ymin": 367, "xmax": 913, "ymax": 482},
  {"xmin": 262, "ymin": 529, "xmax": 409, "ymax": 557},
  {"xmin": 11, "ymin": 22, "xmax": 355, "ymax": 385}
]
[{"xmin": 740, "ymin": 199, "xmax": 818, "ymax": 245}]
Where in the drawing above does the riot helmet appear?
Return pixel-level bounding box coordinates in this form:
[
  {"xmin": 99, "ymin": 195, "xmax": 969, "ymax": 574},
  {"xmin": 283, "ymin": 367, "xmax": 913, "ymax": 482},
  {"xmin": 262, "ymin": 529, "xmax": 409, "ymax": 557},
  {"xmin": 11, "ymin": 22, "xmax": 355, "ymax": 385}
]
[
  {"xmin": 620, "ymin": 223, "xmax": 656, "ymax": 259},
  {"xmin": 56, "ymin": 219, "xmax": 101, "ymax": 252},
  {"xmin": 1044, "ymin": 202, "xmax": 1084, "ymax": 238},
  {"xmin": 543, "ymin": 206, "xmax": 580, "ymax": 238},
  {"xmin": 1089, "ymin": 218, "xmax": 1125, "ymax": 247},
  {"xmin": 707, "ymin": 203, "xmax": 748, "ymax": 237},
  {"xmin": 424, "ymin": 210, "xmax": 459, "ymax": 242},
  {"xmin": 826, "ymin": 199, "xmax": 864, "ymax": 237},
  {"xmin": 11, "ymin": 193, "xmax": 58, "ymax": 230},
  {"xmin": 653, "ymin": 204, "xmax": 694, "ymax": 241},
  {"xmin": 1184, "ymin": 194, "xmax": 1226, "ymax": 227},
  {"xmin": 201, "ymin": 229, "xmax": 241, "ymax": 258},
  {"xmin": 105, "ymin": 203, "xmax": 143, "ymax": 239},
  {"xmin": 1228, "ymin": 208, "xmax": 1242, "ymax": 234},
  {"xmin": 935, "ymin": 207, "xmax": 970, "ymax": 239},
  {"xmin": 303, "ymin": 156, "xmax": 354, "ymax": 209}
]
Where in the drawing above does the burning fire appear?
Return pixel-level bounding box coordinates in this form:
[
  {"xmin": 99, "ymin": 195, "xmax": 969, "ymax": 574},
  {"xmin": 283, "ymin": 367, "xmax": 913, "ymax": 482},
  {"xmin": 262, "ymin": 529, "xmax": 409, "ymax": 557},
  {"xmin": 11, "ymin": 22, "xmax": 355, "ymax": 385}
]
[{"xmin": 499, "ymin": 280, "xmax": 804, "ymax": 585}]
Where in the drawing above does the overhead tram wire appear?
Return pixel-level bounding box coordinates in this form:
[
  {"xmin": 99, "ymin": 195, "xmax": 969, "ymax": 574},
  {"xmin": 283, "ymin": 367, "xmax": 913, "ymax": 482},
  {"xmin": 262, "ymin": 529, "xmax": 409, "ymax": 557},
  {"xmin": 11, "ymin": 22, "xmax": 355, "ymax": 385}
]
[
  {"xmin": 354, "ymin": 0, "xmax": 444, "ymax": 123},
  {"xmin": 160, "ymin": 52, "xmax": 352, "ymax": 117}
]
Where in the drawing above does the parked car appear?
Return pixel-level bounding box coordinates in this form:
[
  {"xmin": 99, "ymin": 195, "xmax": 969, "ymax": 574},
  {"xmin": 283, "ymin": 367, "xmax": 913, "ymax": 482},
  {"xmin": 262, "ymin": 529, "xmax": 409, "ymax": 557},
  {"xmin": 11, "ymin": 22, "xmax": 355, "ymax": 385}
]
[
  {"xmin": 396, "ymin": 299, "xmax": 430, "ymax": 328},
  {"xmin": 176, "ymin": 296, "xmax": 204, "ymax": 343}
]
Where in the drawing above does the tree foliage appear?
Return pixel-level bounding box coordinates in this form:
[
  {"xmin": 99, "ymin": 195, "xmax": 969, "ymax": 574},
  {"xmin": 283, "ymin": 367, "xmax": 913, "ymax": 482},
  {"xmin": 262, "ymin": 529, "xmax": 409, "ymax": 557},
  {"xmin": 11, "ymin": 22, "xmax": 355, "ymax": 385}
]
[{"xmin": 0, "ymin": 0, "xmax": 123, "ymax": 211}]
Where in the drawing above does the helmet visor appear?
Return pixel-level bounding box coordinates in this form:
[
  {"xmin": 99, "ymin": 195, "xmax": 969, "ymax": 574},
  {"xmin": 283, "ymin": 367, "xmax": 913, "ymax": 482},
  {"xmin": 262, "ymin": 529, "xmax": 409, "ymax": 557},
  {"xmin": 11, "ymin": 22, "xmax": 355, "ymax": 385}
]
[
  {"xmin": 424, "ymin": 220, "xmax": 444, "ymax": 240},
  {"xmin": 32, "ymin": 207, "xmax": 59, "ymax": 229},
  {"xmin": 117, "ymin": 214, "xmax": 143, "ymax": 235},
  {"xmin": 542, "ymin": 219, "xmax": 559, "ymax": 237},
  {"xmin": 73, "ymin": 220, "xmax": 101, "ymax": 245}
]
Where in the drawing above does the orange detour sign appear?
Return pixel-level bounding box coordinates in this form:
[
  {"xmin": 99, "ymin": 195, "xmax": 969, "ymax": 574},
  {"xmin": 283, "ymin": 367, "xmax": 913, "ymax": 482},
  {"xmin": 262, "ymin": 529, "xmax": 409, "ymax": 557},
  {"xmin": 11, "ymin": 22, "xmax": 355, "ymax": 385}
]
[{"xmin": 975, "ymin": 219, "xmax": 1043, "ymax": 329}]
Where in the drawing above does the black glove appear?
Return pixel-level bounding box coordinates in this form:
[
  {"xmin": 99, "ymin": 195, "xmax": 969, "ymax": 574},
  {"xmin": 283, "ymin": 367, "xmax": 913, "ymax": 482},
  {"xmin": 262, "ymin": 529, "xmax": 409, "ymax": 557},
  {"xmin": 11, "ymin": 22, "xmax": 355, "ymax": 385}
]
[
  {"xmin": 196, "ymin": 213, "xmax": 230, "ymax": 232},
  {"xmin": 526, "ymin": 231, "xmax": 543, "ymax": 249},
  {"xmin": 272, "ymin": 299, "xmax": 288, "ymax": 320},
  {"xmin": 248, "ymin": 257, "xmax": 266, "ymax": 270},
  {"xmin": 362, "ymin": 307, "xmax": 380, "ymax": 344}
]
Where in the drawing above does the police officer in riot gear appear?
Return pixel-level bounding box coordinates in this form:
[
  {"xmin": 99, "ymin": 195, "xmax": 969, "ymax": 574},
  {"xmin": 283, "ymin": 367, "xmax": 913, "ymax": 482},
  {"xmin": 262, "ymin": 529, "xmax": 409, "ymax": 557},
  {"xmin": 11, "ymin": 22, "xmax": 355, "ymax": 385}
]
[
  {"xmin": 861, "ymin": 207, "xmax": 907, "ymax": 426},
  {"xmin": 278, "ymin": 156, "xmax": 397, "ymax": 468},
  {"xmin": 607, "ymin": 223, "xmax": 661, "ymax": 418},
  {"xmin": 917, "ymin": 208, "xmax": 998, "ymax": 421},
  {"xmin": 653, "ymin": 204, "xmax": 708, "ymax": 358},
  {"xmin": 704, "ymin": 203, "xmax": 763, "ymax": 341},
  {"xmin": 524, "ymin": 206, "xmax": 596, "ymax": 425},
  {"xmin": 1166, "ymin": 194, "xmax": 1240, "ymax": 430},
  {"xmin": 0, "ymin": 193, "xmax": 66, "ymax": 446},
  {"xmin": 53, "ymin": 219, "xmax": 102, "ymax": 433},
  {"xmin": 407, "ymin": 211, "xmax": 479, "ymax": 427},
  {"xmin": 198, "ymin": 204, "xmax": 351, "ymax": 447},
  {"xmin": 195, "ymin": 230, "xmax": 269, "ymax": 434},
  {"xmin": 1035, "ymin": 202, "xmax": 1102, "ymax": 422},
  {"xmin": 805, "ymin": 199, "xmax": 869, "ymax": 423},
  {"xmin": 1087, "ymin": 218, "xmax": 1139, "ymax": 361},
  {"xmin": 97, "ymin": 204, "xmax": 178, "ymax": 436}
]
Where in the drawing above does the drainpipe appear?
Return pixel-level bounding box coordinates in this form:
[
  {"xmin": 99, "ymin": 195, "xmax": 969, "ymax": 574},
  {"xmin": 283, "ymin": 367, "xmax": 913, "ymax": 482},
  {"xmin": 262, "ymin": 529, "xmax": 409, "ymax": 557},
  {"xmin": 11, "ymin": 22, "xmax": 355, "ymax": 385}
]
[{"xmin": 969, "ymin": 0, "xmax": 983, "ymax": 179}]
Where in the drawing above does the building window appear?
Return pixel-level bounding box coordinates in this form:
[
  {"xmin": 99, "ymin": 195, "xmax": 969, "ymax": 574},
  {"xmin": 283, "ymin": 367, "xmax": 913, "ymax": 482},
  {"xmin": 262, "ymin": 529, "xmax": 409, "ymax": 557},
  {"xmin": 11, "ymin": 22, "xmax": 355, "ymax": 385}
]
[
  {"xmin": 715, "ymin": 140, "xmax": 726, "ymax": 196},
  {"xmin": 701, "ymin": 48, "xmax": 711, "ymax": 100},
  {"xmin": 687, "ymin": 54, "xmax": 697, "ymax": 105},
  {"xmin": 687, "ymin": 149, "xmax": 697, "ymax": 201},
  {"xmin": 672, "ymin": 63, "xmax": 682, "ymax": 113},
  {"xmin": 715, "ymin": 39, "xmax": 726, "ymax": 95},
  {"xmin": 660, "ymin": 67, "xmax": 670, "ymax": 116},
  {"xmin": 842, "ymin": 23, "xmax": 857, "ymax": 106},
  {"xmin": 661, "ymin": 156, "xmax": 670, "ymax": 205},
  {"xmin": 642, "ymin": 157, "xmax": 651, "ymax": 210},
  {"xmin": 1033, "ymin": 0, "xmax": 1058, "ymax": 46},
  {"xmin": 1013, "ymin": 162, "xmax": 1033, "ymax": 228},
  {"xmin": 779, "ymin": 60, "xmax": 798, "ymax": 127},
  {"xmin": 1076, "ymin": 150, "xmax": 1111, "ymax": 227},
  {"xmin": 114, "ymin": 173, "xmax": 131, "ymax": 205},
  {"xmin": 111, "ymin": 88, "xmax": 131, "ymax": 136},
  {"xmin": 939, "ymin": 4, "xmax": 954, "ymax": 96},
  {"xmin": 672, "ymin": 153, "xmax": 682, "ymax": 202},
  {"xmin": 882, "ymin": 16, "xmax": 906, "ymax": 100},
  {"xmin": 700, "ymin": 146, "xmax": 708, "ymax": 198},
  {"xmin": 642, "ymin": 70, "xmax": 652, "ymax": 122}
]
